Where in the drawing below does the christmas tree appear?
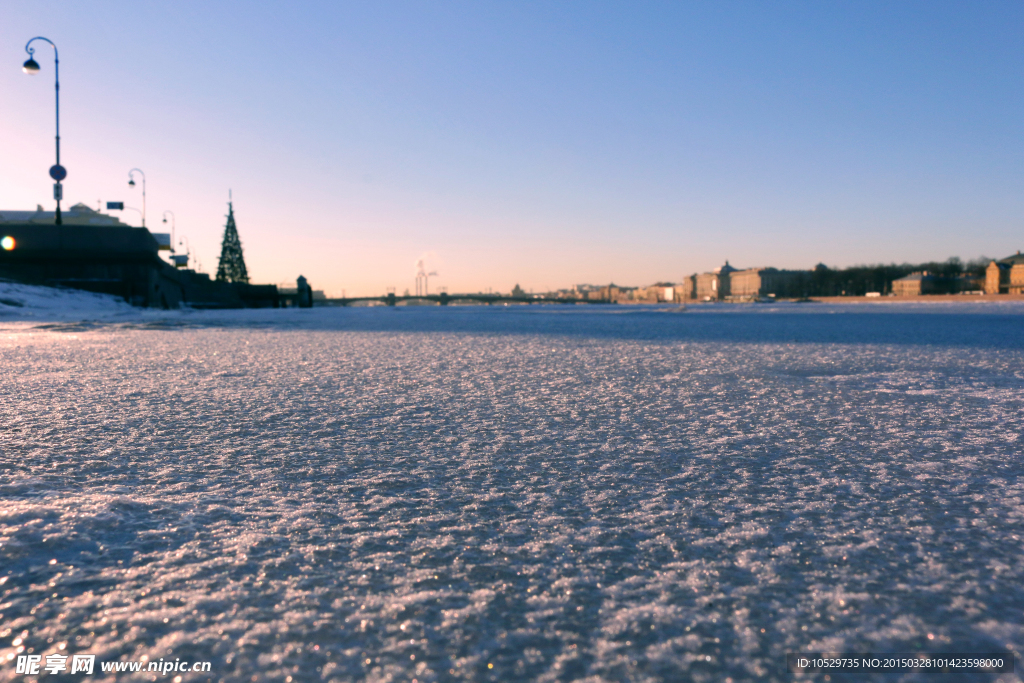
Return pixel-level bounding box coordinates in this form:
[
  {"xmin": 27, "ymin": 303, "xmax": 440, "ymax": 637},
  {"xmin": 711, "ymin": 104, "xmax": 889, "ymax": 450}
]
[{"xmin": 215, "ymin": 196, "xmax": 249, "ymax": 284}]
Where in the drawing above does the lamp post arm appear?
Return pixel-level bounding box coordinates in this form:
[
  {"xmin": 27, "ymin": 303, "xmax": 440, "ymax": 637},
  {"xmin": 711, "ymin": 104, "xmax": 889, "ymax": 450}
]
[
  {"xmin": 129, "ymin": 168, "xmax": 146, "ymax": 227},
  {"xmin": 25, "ymin": 38, "xmax": 59, "ymax": 164},
  {"xmin": 123, "ymin": 206, "xmax": 144, "ymax": 226}
]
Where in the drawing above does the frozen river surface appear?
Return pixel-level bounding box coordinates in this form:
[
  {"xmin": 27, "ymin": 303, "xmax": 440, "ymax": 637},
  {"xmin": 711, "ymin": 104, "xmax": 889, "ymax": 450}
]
[{"xmin": 1, "ymin": 302, "xmax": 1023, "ymax": 682}]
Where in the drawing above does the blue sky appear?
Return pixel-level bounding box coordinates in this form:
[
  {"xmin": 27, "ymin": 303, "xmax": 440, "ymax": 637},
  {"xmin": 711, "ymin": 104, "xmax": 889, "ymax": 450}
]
[{"xmin": 3, "ymin": 1, "xmax": 1022, "ymax": 295}]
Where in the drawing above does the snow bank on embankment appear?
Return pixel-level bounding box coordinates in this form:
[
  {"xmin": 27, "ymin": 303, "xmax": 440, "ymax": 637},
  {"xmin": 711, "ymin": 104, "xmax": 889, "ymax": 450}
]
[{"xmin": 0, "ymin": 280, "xmax": 137, "ymax": 323}]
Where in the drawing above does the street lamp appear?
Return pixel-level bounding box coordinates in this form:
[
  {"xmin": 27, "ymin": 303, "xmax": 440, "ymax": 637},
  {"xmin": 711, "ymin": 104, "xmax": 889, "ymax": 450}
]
[
  {"xmin": 22, "ymin": 37, "xmax": 66, "ymax": 225},
  {"xmin": 175, "ymin": 235, "xmax": 192, "ymax": 269},
  {"xmin": 128, "ymin": 168, "xmax": 146, "ymax": 227},
  {"xmin": 162, "ymin": 210, "xmax": 175, "ymax": 253}
]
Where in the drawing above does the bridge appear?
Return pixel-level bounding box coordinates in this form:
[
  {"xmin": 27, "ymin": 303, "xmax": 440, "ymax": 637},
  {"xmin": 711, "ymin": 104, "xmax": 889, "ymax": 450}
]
[{"xmin": 319, "ymin": 293, "xmax": 614, "ymax": 306}]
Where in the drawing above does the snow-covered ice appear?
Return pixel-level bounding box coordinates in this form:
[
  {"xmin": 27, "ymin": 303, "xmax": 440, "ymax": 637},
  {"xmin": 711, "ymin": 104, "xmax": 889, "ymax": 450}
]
[{"xmin": 1, "ymin": 287, "xmax": 1023, "ymax": 681}]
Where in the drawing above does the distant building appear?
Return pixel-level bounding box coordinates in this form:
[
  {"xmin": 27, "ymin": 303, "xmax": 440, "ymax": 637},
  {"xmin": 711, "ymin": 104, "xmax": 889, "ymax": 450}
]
[
  {"xmin": 679, "ymin": 275, "xmax": 696, "ymax": 301},
  {"xmin": 892, "ymin": 272, "xmax": 938, "ymax": 296},
  {"xmin": 654, "ymin": 283, "xmax": 675, "ymax": 302},
  {"xmin": 985, "ymin": 252, "xmax": 1024, "ymax": 294},
  {"xmin": 568, "ymin": 283, "xmax": 617, "ymax": 301},
  {"xmin": 0, "ymin": 203, "xmax": 131, "ymax": 227},
  {"xmin": 630, "ymin": 285, "xmax": 655, "ymax": 303},
  {"xmin": 695, "ymin": 261, "xmax": 736, "ymax": 300},
  {"xmin": 586, "ymin": 285, "xmax": 617, "ymax": 301},
  {"xmin": 612, "ymin": 286, "xmax": 637, "ymax": 302},
  {"xmin": 630, "ymin": 282, "xmax": 677, "ymax": 303},
  {"xmin": 729, "ymin": 267, "xmax": 805, "ymax": 299},
  {"xmin": 892, "ymin": 270, "xmax": 979, "ymax": 296}
]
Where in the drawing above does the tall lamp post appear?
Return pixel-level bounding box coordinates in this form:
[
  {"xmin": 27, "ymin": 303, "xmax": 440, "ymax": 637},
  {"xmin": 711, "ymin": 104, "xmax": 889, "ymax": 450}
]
[
  {"xmin": 22, "ymin": 37, "xmax": 66, "ymax": 226},
  {"xmin": 162, "ymin": 211, "xmax": 175, "ymax": 253},
  {"xmin": 128, "ymin": 168, "xmax": 146, "ymax": 227}
]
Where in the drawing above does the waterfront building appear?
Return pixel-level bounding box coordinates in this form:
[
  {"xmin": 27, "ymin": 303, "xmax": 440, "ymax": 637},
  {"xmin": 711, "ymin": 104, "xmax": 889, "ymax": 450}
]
[
  {"xmin": 985, "ymin": 252, "xmax": 1024, "ymax": 294},
  {"xmin": 695, "ymin": 261, "xmax": 736, "ymax": 300},
  {"xmin": 0, "ymin": 203, "xmax": 278, "ymax": 308},
  {"xmin": 1, "ymin": 203, "xmax": 130, "ymax": 227},
  {"xmin": 612, "ymin": 286, "xmax": 637, "ymax": 302},
  {"xmin": 629, "ymin": 285, "xmax": 655, "ymax": 303},
  {"xmin": 0, "ymin": 204, "xmax": 181, "ymax": 307},
  {"xmin": 892, "ymin": 272, "xmax": 937, "ymax": 296},
  {"xmin": 893, "ymin": 270, "xmax": 985, "ymax": 296},
  {"xmin": 679, "ymin": 275, "xmax": 696, "ymax": 301},
  {"xmin": 729, "ymin": 267, "xmax": 805, "ymax": 299},
  {"xmin": 631, "ymin": 283, "xmax": 676, "ymax": 303}
]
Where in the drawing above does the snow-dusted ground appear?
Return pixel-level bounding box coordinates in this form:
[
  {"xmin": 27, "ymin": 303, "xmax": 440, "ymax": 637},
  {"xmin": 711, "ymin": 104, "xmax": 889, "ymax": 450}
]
[
  {"xmin": 1, "ymin": 284, "xmax": 1023, "ymax": 682},
  {"xmin": 0, "ymin": 281, "xmax": 137, "ymax": 322}
]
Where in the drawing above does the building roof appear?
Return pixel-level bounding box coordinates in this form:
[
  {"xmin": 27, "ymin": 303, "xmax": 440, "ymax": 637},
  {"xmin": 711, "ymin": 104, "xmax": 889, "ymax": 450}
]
[
  {"xmin": 893, "ymin": 272, "xmax": 934, "ymax": 282},
  {"xmin": 733, "ymin": 266, "xmax": 791, "ymax": 274},
  {"xmin": 997, "ymin": 251, "xmax": 1024, "ymax": 265},
  {"xmin": 0, "ymin": 203, "xmax": 131, "ymax": 227},
  {"xmin": 713, "ymin": 260, "xmax": 738, "ymax": 274}
]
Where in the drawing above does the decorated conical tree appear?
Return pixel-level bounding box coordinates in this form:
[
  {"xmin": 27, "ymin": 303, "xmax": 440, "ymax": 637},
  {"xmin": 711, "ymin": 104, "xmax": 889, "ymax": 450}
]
[{"xmin": 215, "ymin": 198, "xmax": 249, "ymax": 284}]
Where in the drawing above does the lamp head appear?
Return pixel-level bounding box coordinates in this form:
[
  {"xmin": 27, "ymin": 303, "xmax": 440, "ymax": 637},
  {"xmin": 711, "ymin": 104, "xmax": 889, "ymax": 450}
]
[
  {"xmin": 128, "ymin": 178, "xmax": 136, "ymax": 187},
  {"xmin": 22, "ymin": 58, "xmax": 40, "ymax": 74},
  {"xmin": 162, "ymin": 217, "xmax": 167, "ymax": 223}
]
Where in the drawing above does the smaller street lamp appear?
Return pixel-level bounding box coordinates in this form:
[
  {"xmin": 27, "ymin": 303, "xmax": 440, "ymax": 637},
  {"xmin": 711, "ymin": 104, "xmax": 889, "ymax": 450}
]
[
  {"xmin": 172, "ymin": 235, "xmax": 192, "ymax": 269},
  {"xmin": 162, "ymin": 211, "xmax": 176, "ymax": 253},
  {"xmin": 128, "ymin": 168, "xmax": 146, "ymax": 227}
]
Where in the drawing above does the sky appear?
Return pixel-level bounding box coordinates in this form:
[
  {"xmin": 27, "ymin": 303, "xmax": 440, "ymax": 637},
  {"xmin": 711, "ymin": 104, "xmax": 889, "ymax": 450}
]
[{"xmin": 2, "ymin": 1, "xmax": 1023, "ymax": 296}]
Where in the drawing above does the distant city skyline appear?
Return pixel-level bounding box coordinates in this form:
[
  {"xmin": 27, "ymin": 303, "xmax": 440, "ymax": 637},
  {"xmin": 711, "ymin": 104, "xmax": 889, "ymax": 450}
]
[{"xmin": 2, "ymin": 1, "xmax": 1022, "ymax": 296}]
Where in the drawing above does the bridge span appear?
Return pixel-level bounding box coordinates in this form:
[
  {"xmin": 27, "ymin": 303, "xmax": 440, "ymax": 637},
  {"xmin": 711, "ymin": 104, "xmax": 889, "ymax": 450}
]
[{"xmin": 319, "ymin": 293, "xmax": 613, "ymax": 307}]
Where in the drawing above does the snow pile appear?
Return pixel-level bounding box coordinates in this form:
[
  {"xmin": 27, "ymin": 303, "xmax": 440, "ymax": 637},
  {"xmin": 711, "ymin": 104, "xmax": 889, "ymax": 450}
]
[{"xmin": 0, "ymin": 280, "xmax": 136, "ymax": 322}]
